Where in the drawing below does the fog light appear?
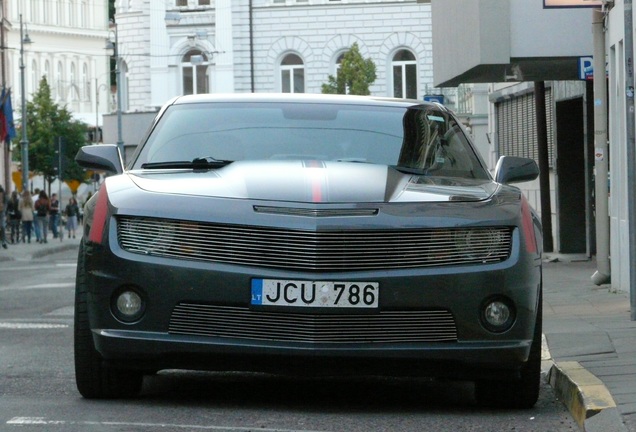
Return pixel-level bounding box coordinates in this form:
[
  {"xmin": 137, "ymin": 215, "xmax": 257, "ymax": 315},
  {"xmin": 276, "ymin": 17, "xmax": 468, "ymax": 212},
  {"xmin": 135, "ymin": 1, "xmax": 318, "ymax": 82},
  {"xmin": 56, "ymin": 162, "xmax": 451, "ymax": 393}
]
[
  {"xmin": 113, "ymin": 290, "xmax": 144, "ymax": 322},
  {"xmin": 481, "ymin": 298, "xmax": 515, "ymax": 333}
]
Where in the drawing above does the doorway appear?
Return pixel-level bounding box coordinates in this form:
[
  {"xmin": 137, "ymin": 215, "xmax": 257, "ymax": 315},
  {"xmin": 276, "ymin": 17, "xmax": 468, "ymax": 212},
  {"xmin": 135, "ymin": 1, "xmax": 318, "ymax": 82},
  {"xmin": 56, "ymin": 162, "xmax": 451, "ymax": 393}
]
[{"xmin": 555, "ymin": 97, "xmax": 587, "ymax": 253}]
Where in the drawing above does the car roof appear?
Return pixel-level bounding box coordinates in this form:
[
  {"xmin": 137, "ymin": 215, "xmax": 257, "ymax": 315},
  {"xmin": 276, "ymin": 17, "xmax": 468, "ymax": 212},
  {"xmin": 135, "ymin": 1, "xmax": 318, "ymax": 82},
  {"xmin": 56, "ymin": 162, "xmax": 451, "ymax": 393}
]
[{"xmin": 169, "ymin": 93, "xmax": 448, "ymax": 111}]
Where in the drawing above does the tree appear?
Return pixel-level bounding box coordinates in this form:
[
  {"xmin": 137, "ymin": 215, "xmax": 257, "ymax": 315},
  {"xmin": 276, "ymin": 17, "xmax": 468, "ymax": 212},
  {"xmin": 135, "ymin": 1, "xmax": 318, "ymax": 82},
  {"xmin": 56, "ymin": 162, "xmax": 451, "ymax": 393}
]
[
  {"xmin": 22, "ymin": 77, "xmax": 88, "ymax": 190},
  {"xmin": 321, "ymin": 43, "xmax": 377, "ymax": 96}
]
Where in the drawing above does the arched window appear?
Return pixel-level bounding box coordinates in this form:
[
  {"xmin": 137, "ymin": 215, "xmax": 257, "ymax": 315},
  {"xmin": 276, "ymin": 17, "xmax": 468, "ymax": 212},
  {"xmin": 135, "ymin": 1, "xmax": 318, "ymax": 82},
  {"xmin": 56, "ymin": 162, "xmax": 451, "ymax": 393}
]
[
  {"xmin": 70, "ymin": 63, "xmax": 78, "ymax": 100},
  {"xmin": 392, "ymin": 49, "xmax": 417, "ymax": 99},
  {"xmin": 56, "ymin": 62, "xmax": 64, "ymax": 101},
  {"xmin": 335, "ymin": 53, "xmax": 345, "ymax": 75},
  {"xmin": 334, "ymin": 52, "xmax": 347, "ymax": 94},
  {"xmin": 121, "ymin": 60, "xmax": 129, "ymax": 111},
  {"xmin": 280, "ymin": 54, "xmax": 304, "ymax": 93},
  {"xmin": 82, "ymin": 63, "xmax": 89, "ymax": 100},
  {"xmin": 30, "ymin": 60, "xmax": 38, "ymax": 92},
  {"xmin": 44, "ymin": 61, "xmax": 50, "ymax": 84},
  {"xmin": 181, "ymin": 50, "xmax": 209, "ymax": 95}
]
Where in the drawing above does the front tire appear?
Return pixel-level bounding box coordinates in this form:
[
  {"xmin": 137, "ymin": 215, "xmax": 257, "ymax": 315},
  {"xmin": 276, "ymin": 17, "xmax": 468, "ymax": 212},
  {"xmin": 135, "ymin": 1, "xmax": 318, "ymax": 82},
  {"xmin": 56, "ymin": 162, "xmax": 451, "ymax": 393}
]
[
  {"xmin": 475, "ymin": 290, "xmax": 542, "ymax": 409},
  {"xmin": 74, "ymin": 242, "xmax": 143, "ymax": 398}
]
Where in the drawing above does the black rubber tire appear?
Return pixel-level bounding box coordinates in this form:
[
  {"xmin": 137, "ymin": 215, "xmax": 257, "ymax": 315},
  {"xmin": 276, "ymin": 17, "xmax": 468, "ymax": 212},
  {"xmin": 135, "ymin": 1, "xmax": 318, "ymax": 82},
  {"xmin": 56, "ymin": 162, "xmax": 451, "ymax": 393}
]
[
  {"xmin": 74, "ymin": 243, "xmax": 143, "ymax": 399},
  {"xmin": 475, "ymin": 290, "xmax": 543, "ymax": 409}
]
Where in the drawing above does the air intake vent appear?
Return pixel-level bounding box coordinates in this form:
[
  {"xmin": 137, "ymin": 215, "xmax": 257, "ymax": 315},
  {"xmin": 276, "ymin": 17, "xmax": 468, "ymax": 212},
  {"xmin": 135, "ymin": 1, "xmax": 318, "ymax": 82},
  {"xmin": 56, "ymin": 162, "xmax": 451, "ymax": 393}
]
[{"xmin": 169, "ymin": 304, "xmax": 458, "ymax": 343}]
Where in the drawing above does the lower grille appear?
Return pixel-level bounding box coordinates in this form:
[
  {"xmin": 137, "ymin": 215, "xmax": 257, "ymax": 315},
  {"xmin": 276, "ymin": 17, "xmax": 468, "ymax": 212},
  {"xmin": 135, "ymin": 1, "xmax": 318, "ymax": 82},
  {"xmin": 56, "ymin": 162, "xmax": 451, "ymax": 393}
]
[{"xmin": 169, "ymin": 303, "xmax": 458, "ymax": 343}]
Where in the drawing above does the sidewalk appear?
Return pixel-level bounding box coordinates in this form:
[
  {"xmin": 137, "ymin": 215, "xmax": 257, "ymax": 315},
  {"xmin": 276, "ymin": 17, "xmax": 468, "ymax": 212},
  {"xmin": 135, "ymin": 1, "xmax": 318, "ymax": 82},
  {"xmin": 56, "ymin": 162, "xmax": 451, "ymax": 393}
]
[
  {"xmin": 543, "ymin": 255, "xmax": 636, "ymax": 432},
  {"xmin": 1, "ymin": 237, "xmax": 634, "ymax": 430},
  {"xmin": 0, "ymin": 234, "xmax": 81, "ymax": 262}
]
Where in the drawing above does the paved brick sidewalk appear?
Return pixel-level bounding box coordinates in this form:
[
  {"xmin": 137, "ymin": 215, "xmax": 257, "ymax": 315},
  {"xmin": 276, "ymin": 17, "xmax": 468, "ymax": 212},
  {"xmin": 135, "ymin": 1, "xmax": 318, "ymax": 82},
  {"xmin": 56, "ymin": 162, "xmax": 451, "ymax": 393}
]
[{"xmin": 543, "ymin": 256, "xmax": 636, "ymax": 432}]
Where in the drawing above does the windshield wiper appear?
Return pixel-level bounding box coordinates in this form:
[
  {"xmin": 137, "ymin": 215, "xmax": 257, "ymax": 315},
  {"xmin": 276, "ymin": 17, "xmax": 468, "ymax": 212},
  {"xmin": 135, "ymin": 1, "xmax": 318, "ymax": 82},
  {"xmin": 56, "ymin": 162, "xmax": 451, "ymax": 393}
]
[
  {"xmin": 141, "ymin": 157, "xmax": 233, "ymax": 170},
  {"xmin": 392, "ymin": 165, "xmax": 430, "ymax": 176}
]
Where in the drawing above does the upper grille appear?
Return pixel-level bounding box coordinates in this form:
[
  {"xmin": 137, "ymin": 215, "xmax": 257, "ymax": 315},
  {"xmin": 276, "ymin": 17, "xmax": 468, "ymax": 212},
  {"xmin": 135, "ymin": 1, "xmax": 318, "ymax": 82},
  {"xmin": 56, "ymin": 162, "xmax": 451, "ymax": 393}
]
[
  {"xmin": 117, "ymin": 216, "xmax": 512, "ymax": 271},
  {"xmin": 169, "ymin": 304, "xmax": 458, "ymax": 343}
]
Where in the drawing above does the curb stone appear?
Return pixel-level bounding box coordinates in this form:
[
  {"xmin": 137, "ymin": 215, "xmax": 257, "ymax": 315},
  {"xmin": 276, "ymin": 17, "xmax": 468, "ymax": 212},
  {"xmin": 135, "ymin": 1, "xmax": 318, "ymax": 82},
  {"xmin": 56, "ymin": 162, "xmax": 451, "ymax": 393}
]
[{"xmin": 548, "ymin": 361, "xmax": 628, "ymax": 432}]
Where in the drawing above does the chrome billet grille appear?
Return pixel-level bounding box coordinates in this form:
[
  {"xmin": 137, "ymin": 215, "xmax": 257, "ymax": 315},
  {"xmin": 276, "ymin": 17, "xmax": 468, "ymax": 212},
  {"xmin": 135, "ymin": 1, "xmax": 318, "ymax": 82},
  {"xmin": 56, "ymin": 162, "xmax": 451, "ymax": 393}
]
[
  {"xmin": 117, "ymin": 216, "xmax": 512, "ymax": 271},
  {"xmin": 169, "ymin": 304, "xmax": 458, "ymax": 343}
]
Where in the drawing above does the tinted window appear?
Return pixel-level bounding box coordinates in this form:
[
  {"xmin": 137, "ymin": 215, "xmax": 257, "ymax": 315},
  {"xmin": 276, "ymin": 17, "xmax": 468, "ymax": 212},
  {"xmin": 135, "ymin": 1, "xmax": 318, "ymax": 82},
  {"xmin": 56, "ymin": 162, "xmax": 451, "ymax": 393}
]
[{"xmin": 134, "ymin": 102, "xmax": 489, "ymax": 180}]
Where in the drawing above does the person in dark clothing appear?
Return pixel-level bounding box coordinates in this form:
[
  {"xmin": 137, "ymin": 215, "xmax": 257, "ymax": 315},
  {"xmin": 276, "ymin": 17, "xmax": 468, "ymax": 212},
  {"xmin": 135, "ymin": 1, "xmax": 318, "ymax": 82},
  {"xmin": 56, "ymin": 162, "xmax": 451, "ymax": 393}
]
[
  {"xmin": 34, "ymin": 190, "xmax": 50, "ymax": 244},
  {"xmin": 6, "ymin": 191, "xmax": 21, "ymax": 244},
  {"xmin": 0, "ymin": 184, "xmax": 7, "ymax": 249},
  {"xmin": 65, "ymin": 197, "xmax": 80, "ymax": 239}
]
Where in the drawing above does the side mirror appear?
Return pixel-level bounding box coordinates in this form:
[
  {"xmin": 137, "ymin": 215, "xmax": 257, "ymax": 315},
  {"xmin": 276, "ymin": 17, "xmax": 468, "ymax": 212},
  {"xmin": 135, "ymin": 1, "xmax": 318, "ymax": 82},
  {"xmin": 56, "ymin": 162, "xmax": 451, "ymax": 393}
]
[
  {"xmin": 494, "ymin": 156, "xmax": 539, "ymax": 184},
  {"xmin": 75, "ymin": 144, "xmax": 124, "ymax": 175}
]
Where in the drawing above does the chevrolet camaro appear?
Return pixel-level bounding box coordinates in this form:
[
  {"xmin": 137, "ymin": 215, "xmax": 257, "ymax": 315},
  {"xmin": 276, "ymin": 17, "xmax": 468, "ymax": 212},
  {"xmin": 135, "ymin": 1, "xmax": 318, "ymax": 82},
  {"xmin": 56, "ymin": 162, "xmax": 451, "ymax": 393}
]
[{"xmin": 74, "ymin": 93, "xmax": 543, "ymax": 408}]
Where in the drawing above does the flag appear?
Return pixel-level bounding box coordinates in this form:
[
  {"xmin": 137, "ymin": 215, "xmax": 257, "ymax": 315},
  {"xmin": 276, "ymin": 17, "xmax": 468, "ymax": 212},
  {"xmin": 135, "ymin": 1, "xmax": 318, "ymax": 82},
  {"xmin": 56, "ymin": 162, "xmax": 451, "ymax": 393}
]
[
  {"xmin": 2, "ymin": 88, "xmax": 16, "ymax": 141},
  {"xmin": 0, "ymin": 89, "xmax": 7, "ymax": 142}
]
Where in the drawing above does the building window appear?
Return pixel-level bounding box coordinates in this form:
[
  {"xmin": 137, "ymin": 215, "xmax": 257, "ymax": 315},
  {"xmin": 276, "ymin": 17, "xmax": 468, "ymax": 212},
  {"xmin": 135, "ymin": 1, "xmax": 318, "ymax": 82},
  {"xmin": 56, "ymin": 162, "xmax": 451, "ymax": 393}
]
[
  {"xmin": 280, "ymin": 54, "xmax": 304, "ymax": 93},
  {"xmin": 121, "ymin": 60, "xmax": 129, "ymax": 112},
  {"xmin": 69, "ymin": 0, "xmax": 76, "ymax": 26},
  {"xmin": 176, "ymin": 0, "xmax": 188, "ymax": 6},
  {"xmin": 199, "ymin": 0, "xmax": 210, "ymax": 5},
  {"xmin": 57, "ymin": 1, "xmax": 64, "ymax": 26},
  {"xmin": 182, "ymin": 50, "xmax": 209, "ymax": 95},
  {"xmin": 70, "ymin": 63, "xmax": 78, "ymax": 100},
  {"xmin": 56, "ymin": 62, "xmax": 64, "ymax": 101},
  {"xmin": 335, "ymin": 53, "xmax": 345, "ymax": 77},
  {"xmin": 44, "ymin": 61, "xmax": 50, "ymax": 84},
  {"xmin": 81, "ymin": 0, "xmax": 88, "ymax": 27},
  {"xmin": 392, "ymin": 49, "xmax": 417, "ymax": 99},
  {"xmin": 82, "ymin": 63, "xmax": 89, "ymax": 100},
  {"xmin": 30, "ymin": 60, "xmax": 38, "ymax": 93}
]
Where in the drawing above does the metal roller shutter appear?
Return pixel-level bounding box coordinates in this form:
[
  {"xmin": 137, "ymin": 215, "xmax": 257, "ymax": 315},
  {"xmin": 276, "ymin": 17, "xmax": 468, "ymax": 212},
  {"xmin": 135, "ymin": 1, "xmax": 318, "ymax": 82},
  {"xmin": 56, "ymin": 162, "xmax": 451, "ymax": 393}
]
[{"xmin": 495, "ymin": 89, "xmax": 555, "ymax": 167}]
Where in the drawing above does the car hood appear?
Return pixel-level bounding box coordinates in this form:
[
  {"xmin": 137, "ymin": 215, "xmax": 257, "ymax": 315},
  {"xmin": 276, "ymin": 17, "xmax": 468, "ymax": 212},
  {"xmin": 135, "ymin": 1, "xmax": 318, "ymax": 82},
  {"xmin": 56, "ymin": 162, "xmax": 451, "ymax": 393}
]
[{"xmin": 127, "ymin": 160, "xmax": 497, "ymax": 203}]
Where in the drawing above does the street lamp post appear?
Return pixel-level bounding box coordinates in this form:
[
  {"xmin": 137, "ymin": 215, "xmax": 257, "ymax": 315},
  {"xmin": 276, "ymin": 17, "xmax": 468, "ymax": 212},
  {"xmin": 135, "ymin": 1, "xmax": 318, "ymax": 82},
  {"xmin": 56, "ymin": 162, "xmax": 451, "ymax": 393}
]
[
  {"xmin": 19, "ymin": 14, "xmax": 31, "ymax": 193},
  {"xmin": 111, "ymin": 21, "xmax": 124, "ymax": 164},
  {"xmin": 94, "ymin": 79, "xmax": 109, "ymax": 144}
]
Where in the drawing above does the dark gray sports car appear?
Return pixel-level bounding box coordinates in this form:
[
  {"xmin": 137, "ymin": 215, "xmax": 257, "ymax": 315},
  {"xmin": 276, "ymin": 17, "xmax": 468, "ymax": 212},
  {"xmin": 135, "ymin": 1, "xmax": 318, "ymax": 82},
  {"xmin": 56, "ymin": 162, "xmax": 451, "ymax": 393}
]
[{"xmin": 74, "ymin": 93, "xmax": 542, "ymax": 408}]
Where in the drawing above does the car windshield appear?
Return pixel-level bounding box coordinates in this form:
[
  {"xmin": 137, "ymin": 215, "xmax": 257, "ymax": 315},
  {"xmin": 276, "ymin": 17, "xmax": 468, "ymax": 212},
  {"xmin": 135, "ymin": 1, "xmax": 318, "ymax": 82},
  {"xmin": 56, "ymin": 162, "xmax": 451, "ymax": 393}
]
[{"xmin": 132, "ymin": 101, "xmax": 490, "ymax": 180}]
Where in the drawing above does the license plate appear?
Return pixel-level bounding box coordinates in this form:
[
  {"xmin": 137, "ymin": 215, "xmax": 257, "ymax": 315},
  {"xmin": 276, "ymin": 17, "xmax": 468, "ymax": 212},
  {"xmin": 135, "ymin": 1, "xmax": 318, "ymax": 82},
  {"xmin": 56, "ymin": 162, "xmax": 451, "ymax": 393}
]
[{"xmin": 251, "ymin": 279, "xmax": 379, "ymax": 308}]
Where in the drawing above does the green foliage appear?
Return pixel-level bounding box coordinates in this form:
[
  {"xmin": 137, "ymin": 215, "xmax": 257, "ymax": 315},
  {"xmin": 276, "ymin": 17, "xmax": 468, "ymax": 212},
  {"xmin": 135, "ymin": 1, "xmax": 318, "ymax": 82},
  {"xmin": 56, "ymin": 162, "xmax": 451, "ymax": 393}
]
[
  {"xmin": 321, "ymin": 43, "xmax": 377, "ymax": 96},
  {"xmin": 22, "ymin": 77, "xmax": 89, "ymax": 184}
]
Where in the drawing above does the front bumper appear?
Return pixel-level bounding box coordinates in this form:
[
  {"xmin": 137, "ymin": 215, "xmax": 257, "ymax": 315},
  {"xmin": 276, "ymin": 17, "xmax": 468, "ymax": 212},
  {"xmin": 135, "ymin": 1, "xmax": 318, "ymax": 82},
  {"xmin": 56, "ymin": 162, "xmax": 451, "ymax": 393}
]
[{"xmin": 82, "ymin": 224, "xmax": 542, "ymax": 381}]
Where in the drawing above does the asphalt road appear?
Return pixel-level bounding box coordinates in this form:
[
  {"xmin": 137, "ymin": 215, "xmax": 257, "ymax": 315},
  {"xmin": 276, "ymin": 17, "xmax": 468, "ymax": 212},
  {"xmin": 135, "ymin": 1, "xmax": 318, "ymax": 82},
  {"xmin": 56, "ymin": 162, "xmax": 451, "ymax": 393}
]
[{"xmin": 0, "ymin": 247, "xmax": 579, "ymax": 432}]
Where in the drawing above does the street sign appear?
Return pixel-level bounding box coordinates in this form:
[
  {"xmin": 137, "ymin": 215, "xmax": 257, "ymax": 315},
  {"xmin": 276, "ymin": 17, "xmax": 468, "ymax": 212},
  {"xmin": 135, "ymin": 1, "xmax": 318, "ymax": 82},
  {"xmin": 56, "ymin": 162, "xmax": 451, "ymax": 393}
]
[
  {"xmin": 579, "ymin": 56, "xmax": 594, "ymax": 80},
  {"xmin": 424, "ymin": 94, "xmax": 444, "ymax": 104}
]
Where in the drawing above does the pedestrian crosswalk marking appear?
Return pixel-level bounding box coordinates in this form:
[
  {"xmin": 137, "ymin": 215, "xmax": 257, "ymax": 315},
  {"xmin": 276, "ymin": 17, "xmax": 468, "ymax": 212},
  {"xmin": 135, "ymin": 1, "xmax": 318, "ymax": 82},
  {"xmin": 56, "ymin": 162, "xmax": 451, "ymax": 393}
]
[{"xmin": 0, "ymin": 323, "xmax": 69, "ymax": 329}]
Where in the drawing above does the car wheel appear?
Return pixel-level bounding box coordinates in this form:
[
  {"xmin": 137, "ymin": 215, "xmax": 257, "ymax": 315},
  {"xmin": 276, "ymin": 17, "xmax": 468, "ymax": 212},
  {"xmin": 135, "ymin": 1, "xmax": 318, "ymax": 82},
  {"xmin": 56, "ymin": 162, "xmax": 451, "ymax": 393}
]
[
  {"xmin": 475, "ymin": 289, "xmax": 542, "ymax": 409},
  {"xmin": 74, "ymin": 242, "xmax": 143, "ymax": 399}
]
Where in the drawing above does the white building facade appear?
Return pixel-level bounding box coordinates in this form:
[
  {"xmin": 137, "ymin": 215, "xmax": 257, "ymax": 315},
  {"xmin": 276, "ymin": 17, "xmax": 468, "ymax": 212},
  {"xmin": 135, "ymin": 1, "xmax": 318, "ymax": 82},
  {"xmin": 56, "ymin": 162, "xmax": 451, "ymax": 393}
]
[
  {"xmin": 112, "ymin": 0, "xmax": 435, "ymax": 113},
  {"xmin": 0, "ymin": 0, "xmax": 110, "ymax": 192}
]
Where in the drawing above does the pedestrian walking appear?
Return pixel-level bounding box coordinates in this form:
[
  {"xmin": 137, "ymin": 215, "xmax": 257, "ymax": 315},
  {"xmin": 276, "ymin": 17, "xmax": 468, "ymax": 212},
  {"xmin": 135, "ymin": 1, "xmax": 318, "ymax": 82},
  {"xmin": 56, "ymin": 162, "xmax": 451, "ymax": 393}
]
[
  {"xmin": 65, "ymin": 197, "xmax": 79, "ymax": 239},
  {"xmin": 0, "ymin": 184, "xmax": 8, "ymax": 249},
  {"xmin": 34, "ymin": 190, "xmax": 50, "ymax": 243},
  {"xmin": 31, "ymin": 188, "xmax": 41, "ymax": 243},
  {"xmin": 19, "ymin": 190, "xmax": 34, "ymax": 243},
  {"xmin": 49, "ymin": 193, "xmax": 60, "ymax": 239},
  {"xmin": 6, "ymin": 190, "xmax": 21, "ymax": 244}
]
